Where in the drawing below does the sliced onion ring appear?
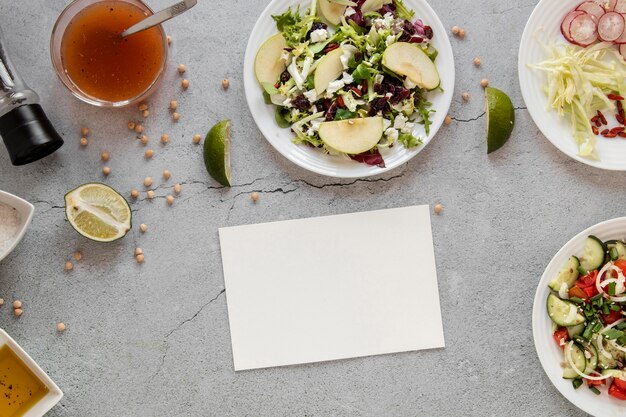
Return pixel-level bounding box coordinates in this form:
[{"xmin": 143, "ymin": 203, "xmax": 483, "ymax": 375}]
[
  {"xmin": 565, "ymin": 341, "xmax": 612, "ymax": 380},
  {"xmin": 597, "ymin": 334, "xmax": 614, "ymax": 360}
]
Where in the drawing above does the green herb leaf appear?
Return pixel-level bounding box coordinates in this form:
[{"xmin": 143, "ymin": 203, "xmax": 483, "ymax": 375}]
[
  {"xmin": 398, "ymin": 133, "xmax": 422, "ymax": 148},
  {"xmin": 334, "ymin": 109, "xmax": 357, "ymax": 120},
  {"xmin": 603, "ymin": 329, "xmax": 625, "ymax": 340}
]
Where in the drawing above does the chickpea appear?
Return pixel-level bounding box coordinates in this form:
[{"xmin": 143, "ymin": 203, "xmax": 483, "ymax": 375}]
[
  {"xmin": 458, "ymin": 28, "xmax": 466, "ymax": 38},
  {"xmin": 138, "ymin": 103, "xmax": 148, "ymax": 111},
  {"xmin": 451, "ymin": 26, "xmax": 460, "ymax": 35},
  {"xmin": 167, "ymin": 35, "xmax": 172, "ymax": 45},
  {"xmin": 434, "ymin": 204, "xmax": 443, "ymax": 215},
  {"xmin": 134, "ymin": 247, "xmax": 143, "ymax": 256},
  {"xmin": 462, "ymin": 92, "xmax": 470, "ymax": 102},
  {"xmin": 145, "ymin": 149, "xmax": 154, "ymax": 159},
  {"xmin": 473, "ymin": 57, "xmax": 481, "ymax": 67},
  {"xmin": 101, "ymin": 151, "xmax": 110, "ymax": 161},
  {"xmin": 142, "ymin": 110, "xmax": 150, "ymax": 118},
  {"xmin": 0, "ymin": 299, "xmax": 4, "ymax": 306},
  {"xmin": 12, "ymin": 300, "xmax": 22, "ymax": 309},
  {"xmin": 172, "ymin": 112, "xmax": 180, "ymax": 122},
  {"xmin": 173, "ymin": 183, "xmax": 182, "ymax": 194},
  {"xmin": 128, "ymin": 121, "xmax": 135, "ymax": 130},
  {"xmin": 80, "ymin": 137, "xmax": 88, "ymax": 147},
  {"xmin": 147, "ymin": 190, "xmax": 155, "ymax": 199},
  {"xmin": 57, "ymin": 322, "xmax": 66, "ymax": 332},
  {"xmin": 140, "ymin": 223, "xmax": 148, "ymax": 233},
  {"xmin": 181, "ymin": 79, "xmax": 189, "ymax": 89},
  {"xmin": 14, "ymin": 309, "xmax": 23, "ymax": 317},
  {"xmin": 102, "ymin": 166, "xmax": 111, "ymax": 176},
  {"xmin": 161, "ymin": 134, "xmax": 169, "ymax": 144},
  {"xmin": 480, "ymin": 79, "xmax": 489, "ymax": 88},
  {"xmin": 163, "ymin": 170, "xmax": 171, "ymax": 180},
  {"xmin": 140, "ymin": 135, "xmax": 149, "ymax": 145},
  {"xmin": 169, "ymin": 100, "xmax": 178, "ymax": 110},
  {"xmin": 192, "ymin": 134, "xmax": 202, "ymax": 144},
  {"xmin": 73, "ymin": 251, "xmax": 83, "ymax": 261},
  {"xmin": 134, "ymin": 124, "xmax": 144, "ymax": 133},
  {"xmin": 251, "ymin": 192, "xmax": 259, "ymax": 202},
  {"xmin": 177, "ymin": 63, "xmax": 186, "ymax": 74},
  {"xmin": 131, "ymin": 189, "xmax": 139, "ymax": 199},
  {"xmin": 144, "ymin": 177, "xmax": 153, "ymax": 187},
  {"xmin": 166, "ymin": 195, "xmax": 174, "ymax": 205},
  {"xmin": 136, "ymin": 254, "xmax": 145, "ymax": 263},
  {"xmin": 444, "ymin": 115, "xmax": 453, "ymax": 125},
  {"xmin": 222, "ymin": 79, "xmax": 230, "ymax": 90},
  {"xmin": 81, "ymin": 127, "xmax": 89, "ymax": 137}
]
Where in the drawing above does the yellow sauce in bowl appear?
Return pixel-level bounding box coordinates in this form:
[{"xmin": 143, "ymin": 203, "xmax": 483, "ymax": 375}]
[{"xmin": 0, "ymin": 345, "xmax": 48, "ymax": 417}]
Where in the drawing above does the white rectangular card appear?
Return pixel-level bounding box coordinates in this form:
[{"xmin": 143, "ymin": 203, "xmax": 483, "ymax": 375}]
[{"xmin": 219, "ymin": 205, "xmax": 445, "ymax": 371}]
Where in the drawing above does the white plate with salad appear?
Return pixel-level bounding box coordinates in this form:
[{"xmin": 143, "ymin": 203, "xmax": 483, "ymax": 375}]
[
  {"xmin": 533, "ymin": 217, "xmax": 626, "ymax": 417},
  {"xmin": 519, "ymin": 0, "xmax": 626, "ymax": 171},
  {"xmin": 243, "ymin": 0, "xmax": 454, "ymax": 178}
]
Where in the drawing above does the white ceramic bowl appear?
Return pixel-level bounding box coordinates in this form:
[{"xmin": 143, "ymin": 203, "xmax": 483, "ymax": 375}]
[
  {"xmin": 243, "ymin": 0, "xmax": 455, "ymax": 178},
  {"xmin": 0, "ymin": 190, "xmax": 35, "ymax": 262},
  {"xmin": 533, "ymin": 217, "xmax": 626, "ymax": 417},
  {"xmin": 0, "ymin": 329, "xmax": 63, "ymax": 416}
]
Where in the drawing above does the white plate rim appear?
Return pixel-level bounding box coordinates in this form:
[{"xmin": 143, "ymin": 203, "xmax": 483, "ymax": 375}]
[
  {"xmin": 243, "ymin": 0, "xmax": 455, "ymax": 178},
  {"xmin": 518, "ymin": 0, "xmax": 626, "ymax": 171},
  {"xmin": 532, "ymin": 217, "xmax": 626, "ymax": 417}
]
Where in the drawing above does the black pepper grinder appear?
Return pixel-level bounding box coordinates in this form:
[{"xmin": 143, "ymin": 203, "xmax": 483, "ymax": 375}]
[{"xmin": 0, "ymin": 26, "xmax": 63, "ymax": 165}]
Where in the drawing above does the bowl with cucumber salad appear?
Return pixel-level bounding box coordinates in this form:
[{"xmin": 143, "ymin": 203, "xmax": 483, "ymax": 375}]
[
  {"xmin": 533, "ymin": 217, "xmax": 626, "ymax": 416},
  {"xmin": 243, "ymin": 0, "xmax": 454, "ymax": 178}
]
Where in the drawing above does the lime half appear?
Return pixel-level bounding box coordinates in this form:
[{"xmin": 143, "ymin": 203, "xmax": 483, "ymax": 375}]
[
  {"xmin": 485, "ymin": 87, "xmax": 515, "ymax": 154},
  {"xmin": 203, "ymin": 120, "xmax": 231, "ymax": 187},
  {"xmin": 64, "ymin": 183, "xmax": 132, "ymax": 242}
]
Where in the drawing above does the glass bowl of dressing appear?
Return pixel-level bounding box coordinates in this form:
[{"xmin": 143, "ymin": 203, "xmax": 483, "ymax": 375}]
[{"xmin": 50, "ymin": 0, "xmax": 168, "ymax": 107}]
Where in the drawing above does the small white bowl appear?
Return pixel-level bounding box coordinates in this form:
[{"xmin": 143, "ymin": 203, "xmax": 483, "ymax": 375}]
[
  {"xmin": 0, "ymin": 329, "xmax": 63, "ymax": 416},
  {"xmin": 0, "ymin": 190, "xmax": 35, "ymax": 262}
]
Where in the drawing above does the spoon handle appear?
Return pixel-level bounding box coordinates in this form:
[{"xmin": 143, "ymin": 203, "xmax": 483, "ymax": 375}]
[{"xmin": 121, "ymin": 0, "xmax": 197, "ymax": 38}]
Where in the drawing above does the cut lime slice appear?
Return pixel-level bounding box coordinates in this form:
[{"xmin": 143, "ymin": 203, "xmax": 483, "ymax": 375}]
[
  {"xmin": 485, "ymin": 87, "xmax": 515, "ymax": 153},
  {"xmin": 203, "ymin": 120, "xmax": 231, "ymax": 187},
  {"xmin": 64, "ymin": 183, "xmax": 132, "ymax": 242}
]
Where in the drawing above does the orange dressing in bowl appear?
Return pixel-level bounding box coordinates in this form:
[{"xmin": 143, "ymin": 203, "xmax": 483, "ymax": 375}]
[
  {"xmin": 0, "ymin": 344, "xmax": 48, "ymax": 417},
  {"xmin": 60, "ymin": 1, "xmax": 166, "ymax": 103}
]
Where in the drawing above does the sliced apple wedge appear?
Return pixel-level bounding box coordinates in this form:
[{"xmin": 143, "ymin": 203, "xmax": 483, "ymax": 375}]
[
  {"xmin": 254, "ymin": 33, "xmax": 288, "ymax": 85},
  {"xmin": 314, "ymin": 47, "xmax": 345, "ymax": 95},
  {"xmin": 382, "ymin": 42, "xmax": 440, "ymax": 90},
  {"xmin": 319, "ymin": 0, "xmax": 347, "ymax": 26},
  {"xmin": 318, "ymin": 117, "xmax": 383, "ymax": 154},
  {"xmin": 361, "ymin": 0, "xmax": 392, "ymax": 14}
]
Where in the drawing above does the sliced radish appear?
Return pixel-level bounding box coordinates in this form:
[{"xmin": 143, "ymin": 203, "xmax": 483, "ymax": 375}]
[
  {"xmin": 620, "ymin": 43, "xmax": 626, "ymax": 59},
  {"xmin": 577, "ymin": 1, "xmax": 607, "ymax": 19},
  {"xmin": 616, "ymin": 0, "xmax": 626, "ymax": 12},
  {"xmin": 570, "ymin": 13, "xmax": 599, "ymax": 46},
  {"xmin": 614, "ymin": 14, "xmax": 626, "ymax": 42},
  {"xmin": 598, "ymin": 11, "xmax": 625, "ymax": 40},
  {"xmin": 562, "ymin": 10, "xmax": 587, "ymax": 42}
]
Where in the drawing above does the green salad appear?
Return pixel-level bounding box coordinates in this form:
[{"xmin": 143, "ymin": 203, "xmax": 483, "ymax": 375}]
[{"xmin": 254, "ymin": 0, "xmax": 441, "ymax": 167}]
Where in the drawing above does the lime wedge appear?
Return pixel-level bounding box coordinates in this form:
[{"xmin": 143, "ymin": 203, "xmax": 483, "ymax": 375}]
[
  {"xmin": 485, "ymin": 87, "xmax": 515, "ymax": 153},
  {"xmin": 64, "ymin": 183, "xmax": 132, "ymax": 242},
  {"xmin": 203, "ymin": 120, "xmax": 231, "ymax": 187}
]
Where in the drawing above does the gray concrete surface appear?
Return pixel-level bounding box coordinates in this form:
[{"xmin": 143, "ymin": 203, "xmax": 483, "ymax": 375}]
[{"xmin": 0, "ymin": 0, "xmax": 619, "ymax": 415}]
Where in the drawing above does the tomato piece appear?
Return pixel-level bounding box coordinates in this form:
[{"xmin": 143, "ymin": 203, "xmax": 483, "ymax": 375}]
[
  {"xmin": 553, "ymin": 327, "xmax": 569, "ymax": 349},
  {"xmin": 603, "ymin": 309, "xmax": 623, "ymax": 325},
  {"xmin": 609, "ymin": 382, "xmax": 626, "ymax": 400},
  {"xmin": 583, "ymin": 285, "xmax": 599, "ymax": 298},
  {"xmin": 569, "ymin": 286, "xmax": 589, "ymax": 300},
  {"xmin": 615, "ymin": 259, "xmax": 626, "ymax": 272},
  {"xmin": 587, "ymin": 378, "xmax": 605, "ymax": 386},
  {"xmin": 614, "ymin": 378, "xmax": 626, "ymax": 391},
  {"xmin": 577, "ymin": 270, "xmax": 598, "ymax": 288}
]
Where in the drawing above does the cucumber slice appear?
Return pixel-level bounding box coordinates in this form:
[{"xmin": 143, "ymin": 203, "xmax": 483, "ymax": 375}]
[
  {"xmin": 579, "ymin": 236, "xmax": 606, "ymax": 272},
  {"xmin": 606, "ymin": 240, "xmax": 626, "ymax": 261},
  {"xmin": 547, "ymin": 293, "xmax": 585, "ymax": 327},
  {"xmin": 582, "ymin": 342, "xmax": 598, "ymax": 374},
  {"xmin": 548, "ymin": 256, "xmax": 581, "ymax": 292},
  {"xmin": 601, "ymin": 369, "xmax": 626, "ymax": 379},
  {"xmin": 563, "ymin": 342, "xmax": 587, "ymax": 379},
  {"xmin": 568, "ymin": 323, "xmax": 586, "ymax": 338}
]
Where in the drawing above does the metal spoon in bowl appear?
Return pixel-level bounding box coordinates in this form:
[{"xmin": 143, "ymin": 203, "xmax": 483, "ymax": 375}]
[{"xmin": 120, "ymin": 0, "xmax": 197, "ymax": 38}]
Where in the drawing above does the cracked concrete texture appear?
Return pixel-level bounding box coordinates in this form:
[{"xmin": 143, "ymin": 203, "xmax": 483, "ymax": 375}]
[{"xmin": 0, "ymin": 0, "xmax": 619, "ymax": 416}]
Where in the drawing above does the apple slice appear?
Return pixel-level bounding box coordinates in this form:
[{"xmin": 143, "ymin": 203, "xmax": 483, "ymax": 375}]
[
  {"xmin": 319, "ymin": 0, "xmax": 348, "ymax": 25},
  {"xmin": 361, "ymin": 0, "xmax": 392, "ymax": 14},
  {"xmin": 318, "ymin": 117, "xmax": 383, "ymax": 154},
  {"xmin": 382, "ymin": 42, "xmax": 440, "ymax": 90},
  {"xmin": 314, "ymin": 47, "xmax": 345, "ymax": 95},
  {"xmin": 254, "ymin": 33, "xmax": 288, "ymax": 85}
]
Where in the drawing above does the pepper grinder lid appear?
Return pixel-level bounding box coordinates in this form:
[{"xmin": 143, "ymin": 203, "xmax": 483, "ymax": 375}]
[{"xmin": 0, "ymin": 104, "xmax": 64, "ymax": 166}]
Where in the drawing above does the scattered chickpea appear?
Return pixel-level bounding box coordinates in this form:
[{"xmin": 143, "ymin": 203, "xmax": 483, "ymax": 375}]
[
  {"xmin": 80, "ymin": 137, "xmax": 88, "ymax": 147},
  {"xmin": 434, "ymin": 203, "xmax": 443, "ymax": 215},
  {"xmin": 138, "ymin": 103, "xmax": 148, "ymax": 111},
  {"xmin": 140, "ymin": 223, "xmax": 148, "ymax": 233},
  {"xmin": 73, "ymin": 251, "xmax": 83, "ymax": 261},
  {"xmin": 167, "ymin": 35, "xmax": 172, "ymax": 45},
  {"xmin": 166, "ymin": 195, "xmax": 174, "ymax": 206},
  {"xmin": 134, "ymin": 247, "xmax": 143, "ymax": 256},
  {"xmin": 136, "ymin": 254, "xmax": 145, "ymax": 264},
  {"xmin": 102, "ymin": 166, "xmax": 111, "ymax": 176},
  {"xmin": 473, "ymin": 57, "xmax": 481, "ymax": 67},
  {"xmin": 458, "ymin": 28, "xmax": 466, "ymax": 38},
  {"xmin": 0, "ymin": 299, "xmax": 4, "ymax": 306},
  {"xmin": 160, "ymin": 134, "xmax": 169, "ymax": 144},
  {"xmin": 81, "ymin": 127, "xmax": 89, "ymax": 137},
  {"xmin": 163, "ymin": 170, "xmax": 171, "ymax": 180},
  {"xmin": 480, "ymin": 79, "xmax": 489, "ymax": 88},
  {"xmin": 192, "ymin": 135, "xmax": 202, "ymax": 145},
  {"xmin": 134, "ymin": 124, "xmax": 144, "ymax": 134},
  {"xmin": 147, "ymin": 190, "xmax": 155, "ymax": 199},
  {"xmin": 444, "ymin": 115, "xmax": 453, "ymax": 125},
  {"xmin": 172, "ymin": 112, "xmax": 180, "ymax": 122},
  {"xmin": 173, "ymin": 183, "xmax": 182, "ymax": 194},
  {"xmin": 140, "ymin": 135, "xmax": 149, "ymax": 145},
  {"xmin": 177, "ymin": 63, "xmax": 186, "ymax": 74},
  {"xmin": 181, "ymin": 79, "xmax": 189, "ymax": 89},
  {"xmin": 451, "ymin": 26, "xmax": 460, "ymax": 35},
  {"xmin": 142, "ymin": 110, "xmax": 150, "ymax": 118},
  {"xmin": 462, "ymin": 92, "xmax": 470, "ymax": 102},
  {"xmin": 57, "ymin": 323, "xmax": 66, "ymax": 332},
  {"xmin": 131, "ymin": 189, "xmax": 139, "ymax": 199},
  {"xmin": 12, "ymin": 300, "xmax": 22, "ymax": 309},
  {"xmin": 144, "ymin": 177, "xmax": 153, "ymax": 187},
  {"xmin": 169, "ymin": 100, "xmax": 178, "ymax": 110},
  {"xmin": 101, "ymin": 151, "xmax": 110, "ymax": 162},
  {"xmin": 14, "ymin": 309, "xmax": 22, "ymax": 317},
  {"xmin": 222, "ymin": 79, "xmax": 230, "ymax": 90},
  {"xmin": 145, "ymin": 149, "xmax": 154, "ymax": 159},
  {"xmin": 128, "ymin": 121, "xmax": 136, "ymax": 130},
  {"xmin": 251, "ymin": 192, "xmax": 259, "ymax": 202}
]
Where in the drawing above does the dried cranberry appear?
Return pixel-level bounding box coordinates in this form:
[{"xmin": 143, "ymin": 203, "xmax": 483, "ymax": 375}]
[
  {"xmin": 280, "ymin": 71, "xmax": 290, "ymax": 83},
  {"xmin": 379, "ymin": 3, "xmax": 396, "ymax": 15},
  {"xmin": 373, "ymin": 83, "xmax": 385, "ymax": 95},
  {"xmin": 423, "ymin": 25, "xmax": 433, "ymax": 39},
  {"xmin": 346, "ymin": 8, "xmax": 365, "ymax": 26},
  {"xmin": 408, "ymin": 36, "xmax": 424, "ymax": 43},
  {"xmin": 354, "ymin": 51, "xmax": 363, "ymax": 63},
  {"xmin": 291, "ymin": 94, "xmax": 311, "ymax": 111},
  {"xmin": 391, "ymin": 87, "xmax": 410, "ymax": 105},
  {"xmin": 368, "ymin": 97, "xmax": 389, "ymax": 116}
]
